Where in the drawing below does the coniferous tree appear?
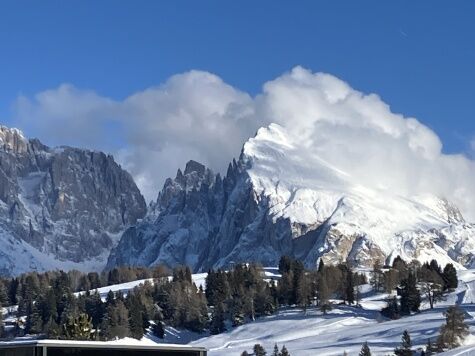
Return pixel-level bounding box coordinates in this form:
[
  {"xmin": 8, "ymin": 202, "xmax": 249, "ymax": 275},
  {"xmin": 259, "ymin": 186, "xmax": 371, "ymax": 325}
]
[
  {"xmin": 152, "ymin": 320, "xmax": 165, "ymax": 339},
  {"xmin": 44, "ymin": 316, "xmax": 61, "ymax": 339},
  {"xmin": 0, "ymin": 281, "xmax": 8, "ymax": 306},
  {"xmin": 425, "ymin": 338, "xmax": 436, "ymax": 355},
  {"xmin": 25, "ymin": 300, "xmax": 43, "ymax": 335},
  {"xmin": 400, "ymin": 273, "xmax": 421, "ymax": 314},
  {"xmin": 359, "ymin": 342, "xmax": 371, "ymax": 356},
  {"xmin": 344, "ymin": 268, "xmax": 355, "ymax": 305},
  {"xmin": 381, "ymin": 296, "xmax": 400, "ymax": 320},
  {"xmin": 253, "ymin": 343, "xmax": 267, "ymax": 356},
  {"xmin": 279, "ymin": 345, "xmax": 290, "ymax": 356},
  {"xmin": 210, "ymin": 302, "xmax": 226, "ymax": 335},
  {"xmin": 438, "ymin": 304, "xmax": 469, "ymax": 349},
  {"xmin": 0, "ymin": 302, "xmax": 3, "ymax": 337},
  {"xmin": 442, "ymin": 264, "xmax": 458, "ymax": 290},
  {"xmin": 394, "ymin": 330, "xmax": 413, "ymax": 356},
  {"xmin": 370, "ymin": 261, "xmax": 384, "ymax": 293},
  {"xmin": 101, "ymin": 300, "xmax": 130, "ymax": 340},
  {"xmin": 241, "ymin": 352, "xmax": 250, "ymax": 356},
  {"xmin": 272, "ymin": 343, "xmax": 279, "ymax": 356},
  {"xmin": 62, "ymin": 313, "xmax": 95, "ymax": 340}
]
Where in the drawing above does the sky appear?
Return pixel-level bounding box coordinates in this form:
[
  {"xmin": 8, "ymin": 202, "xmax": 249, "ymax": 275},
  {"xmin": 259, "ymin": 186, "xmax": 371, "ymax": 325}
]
[{"xmin": 0, "ymin": 1, "xmax": 475, "ymax": 209}]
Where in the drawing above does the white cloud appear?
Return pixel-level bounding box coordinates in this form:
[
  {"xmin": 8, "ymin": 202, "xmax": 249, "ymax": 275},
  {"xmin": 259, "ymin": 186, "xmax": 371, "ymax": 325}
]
[
  {"xmin": 11, "ymin": 67, "xmax": 475, "ymax": 221},
  {"xmin": 13, "ymin": 71, "xmax": 257, "ymax": 200}
]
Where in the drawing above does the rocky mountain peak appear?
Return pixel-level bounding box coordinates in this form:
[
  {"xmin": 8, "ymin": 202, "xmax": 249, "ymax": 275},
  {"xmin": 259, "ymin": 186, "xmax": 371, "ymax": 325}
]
[
  {"xmin": 184, "ymin": 160, "xmax": 206, "ymax": 176},
  {"xmin": 107, "ymin": 124, "xmax": 475, "ymax": 273},
  {"xmin": 0, "ymin": 126, "xmax": 28, "ymax": 154},
  {"xmin": 0, "ymin": 125, "xmax": 147, "ymax": 276}
]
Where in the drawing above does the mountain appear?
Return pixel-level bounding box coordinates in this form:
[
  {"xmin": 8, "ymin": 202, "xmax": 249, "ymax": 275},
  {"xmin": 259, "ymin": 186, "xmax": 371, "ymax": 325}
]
[
  {"xmin": 107, "ymin": 123, "xmax": 475, "ymax": 271},
  {"xmin": 0, "ymin": 126, "xmax": 146, "ymax": 275}
]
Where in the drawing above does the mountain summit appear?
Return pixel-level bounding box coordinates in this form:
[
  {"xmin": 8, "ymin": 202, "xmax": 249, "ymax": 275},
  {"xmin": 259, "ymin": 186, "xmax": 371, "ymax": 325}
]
[
  {"xmin": 0, "ymin": 125, "xmax": 146, "ymax": 275},
  {"xmin": 107, "ymin": 124, "xmax": 475, "ymax": 271}
]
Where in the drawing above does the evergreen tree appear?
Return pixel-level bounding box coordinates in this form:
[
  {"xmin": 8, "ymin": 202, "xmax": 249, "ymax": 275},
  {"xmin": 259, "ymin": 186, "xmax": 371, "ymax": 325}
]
[
  {"xmin": 394, "ymin": 330, "xmax": 413, "ymax": 356},
  {"xmin": 425, "ymin": 338, "xmax": 436, "ymax": 355},
  {"xmin": 62, "ymin": 313, "xmax": 95, "ymax": 340},
  {"xmin": 370, "ymin": 260, "xmax": 384, "ymax": 293},
  {"xmin": 359, "ymin": 342, "xmax": 371, "ymax": 356},
  {"xmin": 0, "ymin": 281, "xmax": 8, "ymax": 306},
  {"xmin": 345, "ymin": 268, "xmax": 355, "ymax": 305},
  {"xmin": 296, "ymin": 273, "xmax": 311, "ymax": 313},
  {"xmin": 25, "ymin": 300, "xmax": 43, "ymax": 335},
  {"xmin": 127, "ymin": 293, "xmax": 146, "ymax": 340},
  {"xmin": 44, "ymin": 316, "xmax": 61, "ymax": 339},
  {"xmin": 152, "ymin": 320, "xmax": 165, "ymax": 339},
  {"xmin": 253, "ymin": 343, "xmax": 267, "ymax": 356},
  {"xmin": 443, "ymin": 264, "xmax": 458, "ymax": 290},
  {"xmin": 101, "ymin": 300, "xmax": 130, "ymax": 340},
  {"xmin": 210, "ymin": 302, "xmax": 226, "ymax": 335},
  {"xmin": 0, "ymin": 302, "xmax": 3, "ymax": 337},
  {"xmin": 438, "ymin": 304, "xmax": 469, "ymax": 349},
  {"xmin": 272, "ymin": 343, "xmax": 279, "ymax": 356},
  {"xmin": 381, "ymin": 296, "xmax": 400, "ymax": 320},
  {"xmin": 400, "ymin": 273, "xmax": 421, "ymax": 314},
  {"xmin": 241, "ymin": 352, "xmax": 250, "ymax": 356},
  {"xmin": 279, "ymin": 345, "xmax": 290, "ymax": 356}
]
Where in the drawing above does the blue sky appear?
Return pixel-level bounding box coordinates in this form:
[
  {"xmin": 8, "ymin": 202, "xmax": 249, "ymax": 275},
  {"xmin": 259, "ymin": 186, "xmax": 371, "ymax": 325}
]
[
  {"xmin": 1, "ymin": 1, "xmax": 475, "ymax": 205},
  {"xmin": 1, "ymin": 1, "xmax": 474, "ymax": 154}
]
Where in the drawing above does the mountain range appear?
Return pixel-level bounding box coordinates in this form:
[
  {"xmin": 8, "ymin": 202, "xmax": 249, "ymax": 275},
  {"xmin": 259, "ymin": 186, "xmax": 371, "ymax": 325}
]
[{"xmin": 1, "ymin": 124, "xmax": 474, "ymax": 275}]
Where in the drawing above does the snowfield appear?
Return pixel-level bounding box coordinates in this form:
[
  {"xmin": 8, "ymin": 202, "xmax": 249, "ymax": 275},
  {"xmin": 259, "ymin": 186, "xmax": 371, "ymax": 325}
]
[
  {"xmin": 10, "ymin": 268, "xmax": 475, "ymax": 355},
  {"xmin": 152, "ymin": 269, "xmax": 475, "ymax": 355}
]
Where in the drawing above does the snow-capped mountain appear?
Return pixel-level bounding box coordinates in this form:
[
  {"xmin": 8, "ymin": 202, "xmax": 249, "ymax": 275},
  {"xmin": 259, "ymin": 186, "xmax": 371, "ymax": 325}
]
[
  {"xmin": 0, "ymin": 126, "xmax": 146, "ymax": 275},
  {"xmin": 107, "ymin": 124, "xmax": 475, "ymax": 271}
]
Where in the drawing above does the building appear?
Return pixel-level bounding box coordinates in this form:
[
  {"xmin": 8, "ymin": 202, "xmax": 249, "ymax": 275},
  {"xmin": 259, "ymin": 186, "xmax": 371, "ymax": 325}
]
[{"xmin": 0, "ymin": 340, "xmax": 207, "ymax": 356}]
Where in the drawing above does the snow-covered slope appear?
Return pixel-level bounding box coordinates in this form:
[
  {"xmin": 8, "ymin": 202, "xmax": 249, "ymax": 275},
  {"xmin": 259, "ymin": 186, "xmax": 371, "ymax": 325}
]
[
  {"xmin": 108, "ymin": 124, "xmax": 475, "ymax": 271},
  {"xmin": 0, "ymin": 125, "xmax": 146, "ymax": 276}
]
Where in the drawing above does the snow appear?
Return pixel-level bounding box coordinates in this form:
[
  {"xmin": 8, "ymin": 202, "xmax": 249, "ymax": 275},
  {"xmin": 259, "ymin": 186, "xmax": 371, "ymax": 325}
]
[
  {"xmin": 240, "ymin": 124, "xmax": 475, "ymax": 267},
  {"xmin": 75, "ymin": 273, "xmax": 208, "ymax": 300},
  {"xmin": 149, "ymin": 269, "xmax": 475, "ymax": 356}
]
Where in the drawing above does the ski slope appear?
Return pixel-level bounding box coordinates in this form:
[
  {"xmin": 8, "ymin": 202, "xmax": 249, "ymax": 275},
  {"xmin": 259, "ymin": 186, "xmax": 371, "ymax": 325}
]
[{"xmin": 159, "ymin": 269, "xmax": 475, "ymax": 355}]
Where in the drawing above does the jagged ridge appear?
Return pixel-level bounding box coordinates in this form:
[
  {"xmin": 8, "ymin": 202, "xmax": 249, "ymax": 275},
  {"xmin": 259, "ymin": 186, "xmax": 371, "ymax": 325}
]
[
  {"xmin": 107, "ymin": 124, "xmax": 475, "ymax": 272},
  {"xmin": 0, "ymin": 126, "xmax": 147, "ymax": 275}
]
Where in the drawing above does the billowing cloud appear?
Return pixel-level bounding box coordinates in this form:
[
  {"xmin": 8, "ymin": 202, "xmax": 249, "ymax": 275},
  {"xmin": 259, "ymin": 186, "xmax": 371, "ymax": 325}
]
[
  {"xmin": 11, "ymin": 67, "xmax": 475, "ymax": 221},
  {"xmin": 14, "ymin": 71, "xmax": 257, "ymax": 200}
]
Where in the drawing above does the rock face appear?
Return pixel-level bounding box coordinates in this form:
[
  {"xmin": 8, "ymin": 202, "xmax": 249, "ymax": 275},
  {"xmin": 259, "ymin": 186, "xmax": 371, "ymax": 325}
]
[
  {"xmin": 107, "ymin": 124, "xmax": 475, "ymax": 272},
  {"xmin": 0, "ymin": 126, "xmax": 146, "ymax": 275}
]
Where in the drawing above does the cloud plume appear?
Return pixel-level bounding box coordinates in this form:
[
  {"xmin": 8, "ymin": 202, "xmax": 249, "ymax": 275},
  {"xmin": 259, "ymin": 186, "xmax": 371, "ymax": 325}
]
[{"xmin": 11, "ymin": 67, "xmax": 475, "ymax": 220}]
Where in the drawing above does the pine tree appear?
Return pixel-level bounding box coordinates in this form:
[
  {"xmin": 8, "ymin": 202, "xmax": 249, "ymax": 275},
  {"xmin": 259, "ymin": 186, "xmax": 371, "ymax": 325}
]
[
  {"xmin": 296, "ymin": 273, "xmax": 311, "ymax": 313},
  {"xmin": 62, "ymin": 313, "xmax": 95, "ymax": 340},
  {"xmin": 253, "ymin": 343, "xmax": 267, "ymax": 356},
  {"xmin": 44, "ymin": 316, "xmax": 61, "ymax": 339},
  {"xmin": 25, "ymin": 300, "xmax": 43, "ymax": 335},
  {"xmin": 127, "ymin": 293, "xmax": 146, "ymax": 340},
  {"xmin": 438, "ymin": 304, "xmax": 469, "ymax": 349},
  {"xmin": 101, "ymin": 300, "xmax": 130, "ymax": 340},
  {"xmin": 343, "ymin": 267, "xmax": 355, "ymax": 305},
  {"xmin": 0, "ymin": 281, "xmax": 8, "ymax": 306},
  {"xmin": 400, "ymin": 272, "xmax": 421, "ymax": 314},
  {"xmin": 359, "ymin": 342, "xmax": 371, "ymax": 356},
  {"xmin": 210, "ymin": 302, "xmax": 226, "ymax": 335},
  {"xmin": 381, "ymin": 296, "xmax": 400, "ymax": 320},
  {"xmin": 152, "ymin": 320, "xmax": 165, "ymax": 339},
  {"xmin": 425, "ymin": 338, "xmax": 436, "ymax": 355},
  {"xmin": 394, "ymin": 330, "xmax": 413, "ymax": 356},
  {"xmin": 370, "ymin": 261, "xmax": 384, "ymax": 293},
  {"xmin": 279, "ymin": 345, "xmax": 290, "ymax": 356},
  {"xmin": 443, "ymin": 264, "xmax": 458, "ymax": 290},
  {"xmin": 272, "ymin": 343, "xmax": 279, "ymax": 356},
  {"xmin": 0, "ymin": 302, "xmax": 3, "ymax": 337},
  {"xmin": 241, "ymin": 352, "xmax": 250, "ymax": 356}
]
